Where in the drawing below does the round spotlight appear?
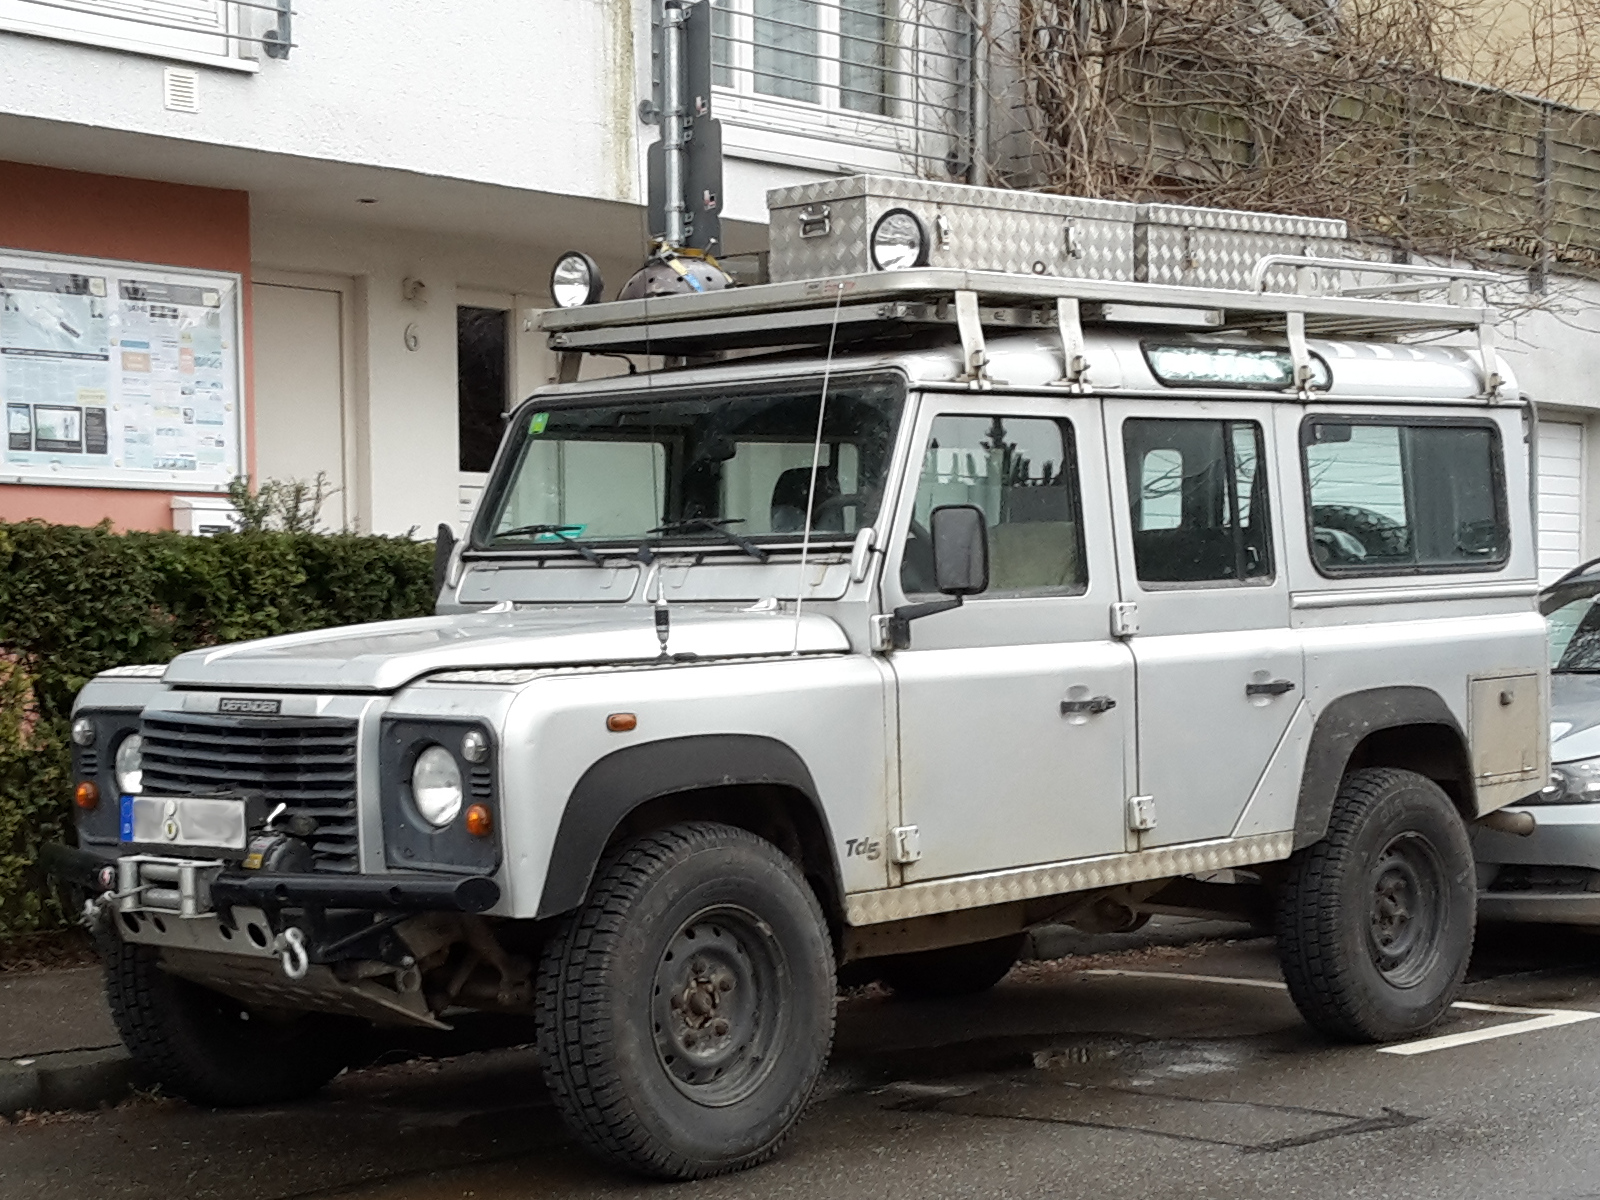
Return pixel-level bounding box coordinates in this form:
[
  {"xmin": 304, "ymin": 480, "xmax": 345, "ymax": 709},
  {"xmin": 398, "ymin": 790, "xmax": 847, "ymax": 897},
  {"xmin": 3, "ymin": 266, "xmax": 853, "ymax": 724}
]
[
  {"xmin": 71, "ymin": 717, "xmax": 96, "ymax": 747},
  {"xmin": 870, "ymin": 208, "xmax": 929, "ymax": 271},
  {"xmin": 550, "ymin": 251, "xmax": 604, "ymax": 308},
  {"xmin": 461, "ymin": 728, "xmax": 489, "ymax": 764},
  {"xmin": 412, "ymin": 745, "xmax": 464, "ymax": 828}
]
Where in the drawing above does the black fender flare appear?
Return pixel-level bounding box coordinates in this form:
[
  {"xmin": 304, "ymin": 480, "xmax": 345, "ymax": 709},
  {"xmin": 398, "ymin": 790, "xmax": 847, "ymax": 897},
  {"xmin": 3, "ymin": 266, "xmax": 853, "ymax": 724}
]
[
  {"xmin": 534, "ymin": 733, "xmax": 840, "ymax": 919},
  {"xmin": 1293, "ymin": 686, "xmax": 1471, "ymax": 850}
]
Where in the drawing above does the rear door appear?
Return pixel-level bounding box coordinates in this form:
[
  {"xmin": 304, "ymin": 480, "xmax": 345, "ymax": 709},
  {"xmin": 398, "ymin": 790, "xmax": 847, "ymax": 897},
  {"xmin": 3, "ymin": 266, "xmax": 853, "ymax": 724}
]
[
  {"xmin": 885, "ymin": 394, "xmax": 1135, "ymax": 881},
  {"xmin": 1102, "ymin": 399, "xmax": 1304, "ymax": 848}
]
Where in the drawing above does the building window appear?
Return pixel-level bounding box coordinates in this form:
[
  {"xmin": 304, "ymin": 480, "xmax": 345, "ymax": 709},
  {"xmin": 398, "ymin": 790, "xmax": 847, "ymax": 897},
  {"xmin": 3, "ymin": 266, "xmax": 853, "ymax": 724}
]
[
  {"xmin": 714, "ymin": 0, "xmax": 898, "ymax": 118},
  {"xmin": 457, "ymin": 307, "xmax": 508, "ymax": 474},
  {"xmin": 0, "ymin": 0, "xmax": 257, "ymax": 72}
]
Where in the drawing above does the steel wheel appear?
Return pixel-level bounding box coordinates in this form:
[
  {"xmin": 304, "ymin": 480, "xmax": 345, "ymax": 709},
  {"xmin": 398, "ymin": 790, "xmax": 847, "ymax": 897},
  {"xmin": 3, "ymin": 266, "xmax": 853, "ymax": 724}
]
[{"xmin": 1367, "ymin": 832, "xmax": 1447, "ymax": 988}]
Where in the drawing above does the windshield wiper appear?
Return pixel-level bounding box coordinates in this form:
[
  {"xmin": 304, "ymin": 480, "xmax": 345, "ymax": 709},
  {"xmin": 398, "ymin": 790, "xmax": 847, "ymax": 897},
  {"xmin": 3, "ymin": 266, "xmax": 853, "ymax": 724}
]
[
  {"xmin": 644, "ymin": 517, "xmax": 769, "ymax": 563},
  {"xmin": 491, "ymin": 523, "xmax": 606, "ymax": 566}
]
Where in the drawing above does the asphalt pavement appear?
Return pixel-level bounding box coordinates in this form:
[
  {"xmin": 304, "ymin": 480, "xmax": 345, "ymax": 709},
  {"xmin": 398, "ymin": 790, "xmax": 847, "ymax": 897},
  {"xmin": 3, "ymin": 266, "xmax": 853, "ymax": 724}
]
[{"xmin": 3, "ymin": 920, "xmax": 1599, "ymax": 1200}]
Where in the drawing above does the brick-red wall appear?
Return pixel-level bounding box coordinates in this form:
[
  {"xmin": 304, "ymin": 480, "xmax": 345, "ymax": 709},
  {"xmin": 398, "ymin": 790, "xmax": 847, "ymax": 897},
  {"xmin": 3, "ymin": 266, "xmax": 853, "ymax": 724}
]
[{"xmin": 0, "ymin": 161, "xmax": 251, "ymax": 531}]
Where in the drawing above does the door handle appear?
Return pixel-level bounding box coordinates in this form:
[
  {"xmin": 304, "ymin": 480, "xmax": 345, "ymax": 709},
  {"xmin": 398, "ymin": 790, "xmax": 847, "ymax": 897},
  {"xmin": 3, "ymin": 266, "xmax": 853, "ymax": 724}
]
[
  {"xmin": 1061, "ymin": 695, "xmax": 1117, "ymax": 715},
  {"xmin": 1246, "ymin": 679, "xmax": 1297, "ymax": 697}
]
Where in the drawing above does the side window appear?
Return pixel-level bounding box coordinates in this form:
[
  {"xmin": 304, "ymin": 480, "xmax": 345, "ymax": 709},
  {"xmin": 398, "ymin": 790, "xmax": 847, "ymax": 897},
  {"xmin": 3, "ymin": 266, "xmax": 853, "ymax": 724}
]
[
  {"xmin": 901, "ymin": 415, "xmax": 1086, "ymax": 597},
  {"xmin": 1122, "ymin": 418, "xmax": 1273, "ymax": 585},
  {"xmin": 1303, "ymin": 420, "xmax": 1508, "ymax": 573}
]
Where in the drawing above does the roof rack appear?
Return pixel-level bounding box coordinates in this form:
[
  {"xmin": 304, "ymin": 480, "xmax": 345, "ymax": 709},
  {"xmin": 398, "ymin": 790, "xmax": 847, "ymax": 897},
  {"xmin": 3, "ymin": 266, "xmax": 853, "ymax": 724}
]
[{"xmin": 541, "ymin": 259, "xmax": 1508, "ymax": 397}]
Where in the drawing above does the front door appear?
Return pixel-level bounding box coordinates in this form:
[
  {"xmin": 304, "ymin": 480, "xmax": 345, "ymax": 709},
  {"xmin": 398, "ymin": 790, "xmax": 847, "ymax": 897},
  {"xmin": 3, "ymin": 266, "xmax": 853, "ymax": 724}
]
[
  {"xmin": 1103, "ymin": 400, "xmax": 1304, "ymax": 848},
  {"xmin": 886, "ymin": 395, "xmax": 1135, "ymax": 882}
]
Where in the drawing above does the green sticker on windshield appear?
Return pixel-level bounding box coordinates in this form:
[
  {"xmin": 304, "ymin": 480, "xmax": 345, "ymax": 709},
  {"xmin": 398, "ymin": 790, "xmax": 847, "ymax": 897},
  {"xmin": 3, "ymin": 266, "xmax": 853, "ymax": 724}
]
[{"xmin": 529, "ymin": 412, "xmax": 550, "ymax": 435}]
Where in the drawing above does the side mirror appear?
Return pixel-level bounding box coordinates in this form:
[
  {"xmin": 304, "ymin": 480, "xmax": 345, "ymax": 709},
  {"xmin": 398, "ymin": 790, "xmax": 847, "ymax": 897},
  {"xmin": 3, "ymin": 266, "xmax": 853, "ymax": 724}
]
[
  {"xmin": 432, "ymin": 522, "xmax": 457, "ymax": 605},
  {"xmin": 930, "ymin": 504, "xmax": 989, "ymax": 596}
]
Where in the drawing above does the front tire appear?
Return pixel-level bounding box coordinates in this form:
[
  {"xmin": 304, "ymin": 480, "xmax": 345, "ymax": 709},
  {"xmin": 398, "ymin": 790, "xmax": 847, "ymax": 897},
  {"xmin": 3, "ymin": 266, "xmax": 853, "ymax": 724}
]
[
  {"xmin": 103, "ymin": 939, "xmax": 352, "ymax": 1106},
  {"xmin": 1276, "ymin": 767, "xmax": 1476, "ymax": 1042},
  {"xmin": 535, "ymin": 822, "xmax": 836, "ymax": 1180}
]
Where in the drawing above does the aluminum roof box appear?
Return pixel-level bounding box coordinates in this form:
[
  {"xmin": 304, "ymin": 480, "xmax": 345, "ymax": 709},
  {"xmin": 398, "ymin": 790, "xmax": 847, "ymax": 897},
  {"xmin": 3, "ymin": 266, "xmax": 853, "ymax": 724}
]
[
  {"xmin": 766, "ymin": 175, "xmax": 1138, "ymax": 284},
  {"xmin": 1136, "ymin": 202, "xmax": 1354, "ymax": 293}
]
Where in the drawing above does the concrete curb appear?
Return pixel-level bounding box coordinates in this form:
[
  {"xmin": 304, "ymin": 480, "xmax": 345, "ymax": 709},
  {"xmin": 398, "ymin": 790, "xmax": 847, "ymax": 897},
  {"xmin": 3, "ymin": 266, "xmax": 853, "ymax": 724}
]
[{"xmin": 0, "ymin": 1047, "xmax": 136, "ymax": 1118}]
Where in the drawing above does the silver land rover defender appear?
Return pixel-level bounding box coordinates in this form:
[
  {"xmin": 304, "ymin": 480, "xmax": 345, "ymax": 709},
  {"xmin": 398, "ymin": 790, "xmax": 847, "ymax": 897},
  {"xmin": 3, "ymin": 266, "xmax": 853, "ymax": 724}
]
[{"xmin": 49, "ymin": 179, "xmax": 1549, "ymax": 1180}]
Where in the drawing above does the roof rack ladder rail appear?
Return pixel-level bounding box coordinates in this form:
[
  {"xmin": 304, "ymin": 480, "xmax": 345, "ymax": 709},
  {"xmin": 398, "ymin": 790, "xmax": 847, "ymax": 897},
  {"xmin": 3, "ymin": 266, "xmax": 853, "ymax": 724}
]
[
  {"xmin": 1051, "ymin": 297, "xmax": 1089, "ymax": 392},
  {"xmin": 1286, "ymin": 310, "xmax": 1312, "ymax": 399},
  {"xmin": 954, "ymin": 289, "xmax": 993, "ymax": 389}
]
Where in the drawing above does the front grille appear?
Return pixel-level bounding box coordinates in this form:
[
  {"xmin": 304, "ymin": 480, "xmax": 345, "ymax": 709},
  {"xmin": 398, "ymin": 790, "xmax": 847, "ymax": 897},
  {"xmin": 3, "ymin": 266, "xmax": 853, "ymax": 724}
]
[{"xmin": 140, "ymin": 712, "xmax": 360, "ymax": 873}]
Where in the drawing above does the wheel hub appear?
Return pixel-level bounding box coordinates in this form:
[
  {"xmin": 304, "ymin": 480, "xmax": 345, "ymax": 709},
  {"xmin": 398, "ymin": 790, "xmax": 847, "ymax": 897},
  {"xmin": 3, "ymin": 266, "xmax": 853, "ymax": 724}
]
[
  {"xmin": 651, "ymin": 906, "xmax": 784, "ymax": 1106},
  {"xmin": 1366, "ymin": 833, "xmax": 1446, "ymax": 987}
]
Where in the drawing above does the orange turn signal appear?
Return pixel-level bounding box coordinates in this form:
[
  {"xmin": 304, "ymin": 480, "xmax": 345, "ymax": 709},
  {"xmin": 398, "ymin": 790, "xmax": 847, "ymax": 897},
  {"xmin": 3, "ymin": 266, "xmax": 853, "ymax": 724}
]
[
  {"xmin": 74, "ymin": 781, "xmax": 100, "ymax": 810},
  {"xmin": 464, "ymin": 803, "xmax": 494, "ymax": 838},
  {"xmin": 606, "ymin": 712, "xmax": 638, "ymax": 732}
]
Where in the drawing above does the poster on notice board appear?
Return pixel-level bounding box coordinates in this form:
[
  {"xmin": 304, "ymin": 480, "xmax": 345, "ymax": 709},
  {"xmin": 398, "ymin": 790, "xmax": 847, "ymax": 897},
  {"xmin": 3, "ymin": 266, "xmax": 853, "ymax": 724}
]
[{"xmin": 0, "ymin": 248, "xmax": 243, "ymax": 491}]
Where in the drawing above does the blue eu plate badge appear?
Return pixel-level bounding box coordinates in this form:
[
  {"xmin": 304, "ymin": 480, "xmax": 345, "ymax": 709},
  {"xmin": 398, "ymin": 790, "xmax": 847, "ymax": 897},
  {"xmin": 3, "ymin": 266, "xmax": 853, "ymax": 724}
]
[{"xmin": 120, "ymin": 794, "xmax": 135, "ymax": 842}]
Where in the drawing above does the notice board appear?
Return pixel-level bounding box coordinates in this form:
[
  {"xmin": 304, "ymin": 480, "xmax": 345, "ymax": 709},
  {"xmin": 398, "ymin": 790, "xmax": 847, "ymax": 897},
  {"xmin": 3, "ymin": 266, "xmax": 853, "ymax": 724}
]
[{"xmin": 1, "ymin": 248, "xmax": 245, "ymax": 491}]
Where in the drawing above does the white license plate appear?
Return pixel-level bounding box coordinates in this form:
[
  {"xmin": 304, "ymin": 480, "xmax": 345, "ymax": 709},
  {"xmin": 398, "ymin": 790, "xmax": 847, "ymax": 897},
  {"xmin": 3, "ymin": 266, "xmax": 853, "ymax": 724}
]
[{"xmin": 121, "ymin": 795, "xmax": 248, "ymax": 851}]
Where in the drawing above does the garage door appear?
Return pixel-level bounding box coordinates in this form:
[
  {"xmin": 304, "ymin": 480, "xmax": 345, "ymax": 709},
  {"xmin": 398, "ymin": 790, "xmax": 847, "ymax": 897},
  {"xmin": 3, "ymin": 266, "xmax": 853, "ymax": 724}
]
[{"xmin": 1537, "ymin": 420, "xmax": 1583, "ymax": 583}]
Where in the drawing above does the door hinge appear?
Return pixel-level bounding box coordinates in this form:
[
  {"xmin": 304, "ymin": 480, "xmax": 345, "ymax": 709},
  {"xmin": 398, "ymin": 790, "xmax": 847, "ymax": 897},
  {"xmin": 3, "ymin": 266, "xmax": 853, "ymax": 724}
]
[
  {"xmin": 890, "ymin": 825, "xmax": 922, "ymax": 864},
  {"xmin": 1127, "ymin": 795, "xmax": 1157, "ymax": 832},
  {"xmin": 869, "ymin": 614, "xmax": 894, "ymax": 652},
  {"xmin": 1110, "ymin": 601, "xmax": 1139, "ymax": 638}
]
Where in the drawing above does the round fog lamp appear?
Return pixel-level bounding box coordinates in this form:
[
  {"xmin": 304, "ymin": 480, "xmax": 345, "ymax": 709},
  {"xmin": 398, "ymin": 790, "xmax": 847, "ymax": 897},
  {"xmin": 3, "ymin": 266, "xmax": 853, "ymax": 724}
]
[
  {"xmin": 870, "ymin": 208, "xmax": 929, "ymax": 271},
  {"xmin": 412, "ymin": 745, "xmax": 464, "ymax": 827},
  {"xmin": 550, "ymin": 251, "xmax": 604, "ymax": 308},
  {"xmin": 115, "ymin": 733, "xmax": 143, "ymax": 795},
  {"xmin": 71, "ymin": 717, "xmax": 96, "ymax": 747},
  {"xmin": 461, "ymin": 728, "xmax": 489, "ymax": 764}
]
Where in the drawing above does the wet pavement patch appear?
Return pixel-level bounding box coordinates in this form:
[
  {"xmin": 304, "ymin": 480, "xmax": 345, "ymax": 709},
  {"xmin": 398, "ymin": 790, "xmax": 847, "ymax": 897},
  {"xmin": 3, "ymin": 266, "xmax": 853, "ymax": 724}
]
[{"xmin": 876, "ymin": 1078, "xmax": 1422, "ymax": 1154}]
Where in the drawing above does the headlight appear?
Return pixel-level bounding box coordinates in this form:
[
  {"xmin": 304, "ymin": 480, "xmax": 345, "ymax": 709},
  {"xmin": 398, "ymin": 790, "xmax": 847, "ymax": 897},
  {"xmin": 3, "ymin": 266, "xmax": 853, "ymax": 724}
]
[
  {"xmin": 550, "ymin": 250, "xmax": 604, "ymax": 308},
  {"xmin": 870, "ymin": 208, "xmax": 928, "ymax": 271},
  {"xmin": 412, "ymin": 745, "xmax": 464, "ymax": 827},
  {"xmin": 114, "ymin": 733, "xmax": 143, "ymax": 795},
  {"xmin": 1533, "ymin": 756, "xmax": 1600, "ymax": 804}
]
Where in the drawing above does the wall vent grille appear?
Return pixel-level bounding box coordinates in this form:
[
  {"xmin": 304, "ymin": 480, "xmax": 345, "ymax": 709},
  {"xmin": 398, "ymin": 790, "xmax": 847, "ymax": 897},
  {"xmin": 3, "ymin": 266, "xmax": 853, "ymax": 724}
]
[{"xmin": 163, "ymin": 67, "xmax": 199, "ymax": 113}]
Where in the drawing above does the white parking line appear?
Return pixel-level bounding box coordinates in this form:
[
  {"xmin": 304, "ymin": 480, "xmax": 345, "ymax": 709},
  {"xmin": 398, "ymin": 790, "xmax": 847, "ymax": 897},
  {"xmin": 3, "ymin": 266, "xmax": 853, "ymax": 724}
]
[{"xmin": 1078, "ymin": 968, "xmax": 1600, "ymax": 1055}]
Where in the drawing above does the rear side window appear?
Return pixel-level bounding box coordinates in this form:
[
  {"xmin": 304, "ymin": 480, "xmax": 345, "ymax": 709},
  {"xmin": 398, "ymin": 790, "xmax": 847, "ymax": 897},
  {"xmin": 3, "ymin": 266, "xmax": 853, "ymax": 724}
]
[{"xmin": 1302, "ymin": 419, "xmax": 1508, "ymax": 574}]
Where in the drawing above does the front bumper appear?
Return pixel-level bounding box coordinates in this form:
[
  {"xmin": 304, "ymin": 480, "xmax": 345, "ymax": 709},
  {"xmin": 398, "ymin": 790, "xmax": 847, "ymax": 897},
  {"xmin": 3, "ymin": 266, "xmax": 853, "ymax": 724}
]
[
  {"xmin": 1473, "ymin": 805, "xmax": 1600, "ymax": 925},
  {"xmin": 40, "ymin": 842, "xmax": 500, "ymax": 915}
]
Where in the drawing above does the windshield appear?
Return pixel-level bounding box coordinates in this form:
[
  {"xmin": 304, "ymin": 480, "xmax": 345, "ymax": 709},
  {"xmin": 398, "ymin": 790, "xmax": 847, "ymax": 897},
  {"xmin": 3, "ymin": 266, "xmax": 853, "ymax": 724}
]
[
  {"xmin": 1543, "ymin": 580, "xmax": 1600, "ymax": 671},
  {"xmin": 474, "ymin": 374, "xmax": 905, "ymax": 554}
]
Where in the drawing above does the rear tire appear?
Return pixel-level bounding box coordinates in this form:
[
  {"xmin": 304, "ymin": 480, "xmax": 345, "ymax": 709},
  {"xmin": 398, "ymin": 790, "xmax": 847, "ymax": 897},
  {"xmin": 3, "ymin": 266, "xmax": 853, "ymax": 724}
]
[
  {"xmin": 1276, "ymin": 767, "xmax": 1475, "ymax": 1042},
  {"xmin": 878, "ymin": 934, "xmax": 1025, "ymax": 999},
  {"xmin": 535, "ymin": 822, "xmax": 835, "ymax": 1180},
  {"xmin": 103, "ymin": 938, "xmax": 352, "ymax": 1106}
]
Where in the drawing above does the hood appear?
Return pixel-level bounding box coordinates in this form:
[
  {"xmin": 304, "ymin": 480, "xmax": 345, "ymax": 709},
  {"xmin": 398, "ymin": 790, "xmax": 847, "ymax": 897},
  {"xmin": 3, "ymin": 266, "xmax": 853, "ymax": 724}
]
[
  {"xmin": 160, "ymin": 605, "xmax": 850, "ymax": 693},
  {"xmin": 1549, "ymin": 672, "xmax": 1600, "ymax": 762}
]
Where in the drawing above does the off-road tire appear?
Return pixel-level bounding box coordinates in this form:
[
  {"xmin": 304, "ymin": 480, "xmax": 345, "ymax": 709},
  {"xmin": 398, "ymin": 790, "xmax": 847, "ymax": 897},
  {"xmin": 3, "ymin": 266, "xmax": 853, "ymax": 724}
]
[
  {"xmin": 1276, "ymin": 767, "xmax": 1475, "ymax": 1042},
  {"xmin": 878, "ymin": 933, "xmax": 1025, "ymax": 999},
  {"xmin": 103, "ymin": 938, "xmax": 352, "ymax": 1106},
  {"xmin": 535, "ymin": 821, "xmax": 835, "ymax": 1180},
  {"xmin": 1311, "ymin": 504, "xmax": 1411, "ymax": 559}
]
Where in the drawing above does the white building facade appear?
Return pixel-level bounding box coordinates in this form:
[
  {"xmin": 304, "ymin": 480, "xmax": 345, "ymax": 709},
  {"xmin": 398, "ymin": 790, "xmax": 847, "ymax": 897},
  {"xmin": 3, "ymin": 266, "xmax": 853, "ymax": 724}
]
[{"xmin": 0, "ymin": 0, "xmax": 1594, "ymax": 576}]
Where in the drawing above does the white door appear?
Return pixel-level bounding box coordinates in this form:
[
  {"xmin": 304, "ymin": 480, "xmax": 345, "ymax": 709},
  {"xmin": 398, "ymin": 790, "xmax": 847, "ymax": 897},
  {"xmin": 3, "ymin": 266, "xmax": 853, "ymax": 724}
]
[
  {"xmin": 886, "ymin": 396, "xmax": 1135, "ymax": 882},
  {"xmin": 251, "ymin": 282, "xmax": 347, "ymax": 528},
  {"xmin": 1538, "ymin": 420, "xmax": 1583, "ymax": 583},
  {"xmin": 1103, "ymin": 400, "xmax": 1304, "ymax": 849}
]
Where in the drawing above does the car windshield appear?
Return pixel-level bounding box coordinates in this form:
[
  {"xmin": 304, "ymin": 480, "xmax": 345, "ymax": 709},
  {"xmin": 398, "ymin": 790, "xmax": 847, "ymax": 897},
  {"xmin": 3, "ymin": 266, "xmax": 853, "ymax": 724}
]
[
  {"xmin": 474, "ymin": 374, "xmax": 904, "ymax": 554},
  {"xmin": 1542, "ymin": 578, "xmax": 1600, "ymax": 671}
]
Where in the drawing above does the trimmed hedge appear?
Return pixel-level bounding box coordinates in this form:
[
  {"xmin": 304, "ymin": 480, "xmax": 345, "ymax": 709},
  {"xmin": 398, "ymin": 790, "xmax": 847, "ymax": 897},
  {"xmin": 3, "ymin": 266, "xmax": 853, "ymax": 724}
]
[{"xmin": 0, "ymin": 520, "xmax": 435, "ymax": 934}]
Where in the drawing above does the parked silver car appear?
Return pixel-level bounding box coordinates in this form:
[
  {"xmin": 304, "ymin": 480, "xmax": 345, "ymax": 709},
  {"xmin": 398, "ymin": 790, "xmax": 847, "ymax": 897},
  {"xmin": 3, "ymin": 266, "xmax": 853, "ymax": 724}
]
[{"xmin": 1477, "ymin": 559, "xmax": 1600, "ymax": 922}]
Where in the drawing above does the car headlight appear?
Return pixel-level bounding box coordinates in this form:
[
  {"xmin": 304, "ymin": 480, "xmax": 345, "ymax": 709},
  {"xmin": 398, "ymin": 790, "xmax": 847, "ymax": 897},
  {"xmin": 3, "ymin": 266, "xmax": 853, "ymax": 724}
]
[
  {"xmin": 114, "ymin": 733, "xmax": 143, "ymax": 795},
  {"xmin": 870, "ymin": 208, "xmax": 928, "ymax": 271},
  {"xmin": 550, "ymin": 250, "xmax": 604, "ymax": 308},
  {"xmin": 411, "ymin": 745, "xmax": 464, "ymax": 827},
  {"xmin": 1533, "ymin": 756, "xmax": 1600, "ymax": 804}
]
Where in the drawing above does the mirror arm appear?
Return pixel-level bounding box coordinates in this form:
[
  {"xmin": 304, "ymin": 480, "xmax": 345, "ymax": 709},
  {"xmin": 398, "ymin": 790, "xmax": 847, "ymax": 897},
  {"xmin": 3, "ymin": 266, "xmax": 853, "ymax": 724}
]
[{"xmin": 888, "ymin": 596, "xmax": 963, "ymax": 650}]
